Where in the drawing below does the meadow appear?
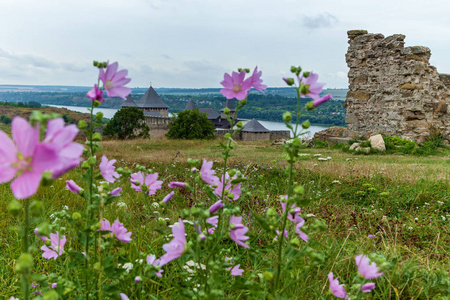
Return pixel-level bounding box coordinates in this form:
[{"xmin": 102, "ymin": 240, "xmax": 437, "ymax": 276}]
[{"xmin": 1, "ymin": 137, "xmax": 449, "ymax": 299}]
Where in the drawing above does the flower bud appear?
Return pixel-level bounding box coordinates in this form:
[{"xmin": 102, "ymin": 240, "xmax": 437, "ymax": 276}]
[
  {"xmin": 240, "ymin": 98, "xmax": 247, "ymax": 105},
  {"xmin": 93, "ymin": 100, "xmax": 101, "ymax": 107},
  {"xmin": 263, "ymin": 271, "xmax": 273, "ymax": 281},
  {"xmin": 191, "ymin": 167, "xmax": 198, "ymax": 173},
  {"xmin": 37, "ymin": 222, "xmax": 50, "ymax": 237},
  {"xmin": 300, "ymin": 84, "xmax": 309, "ymax": 95},
  {"xmin": 283, "ymin": 77, "xmax": 295, "ymax": 86},
  {"xmin": 224, "ymin": 107, "xmax": 230, "ymax": 115},
  {"xmin": 283, "ymin": 111, "xmax": 292, "ymax": 122},
  {"xmin": 78, "ymin": 120, "xmax": 87, "ymax": 129},
  {"xmin": 290, "ymin": 66, "xmax": 297, "ymax": 73},
  {"xmin": 30, "ymin": 201, "xmax": 43, "ymax": 217},
  {"xmin": 266, "ymin": 207, "xmax": 277, "ymax": 217},
  {"xmin": 135, "ymin": 276, "xmax": 141, "ymax": 282},
  {"xmin": 8, "ymin": 200, "xmax": 22, "ymax": 216},
  {"xmin": 302, "ymin": 120, "xmax": 310, "ymax": 129},
  {"xmin": 15, "ymin": 253, "xmax": 33, "ymax": 273},
  {"xmin": 197, "ymin": 234, "xmax": 206, "ymax": 242},
  {"xmin": 81, "ymin": 161, "xmax": 90, "ymax": 169},
  {"xmin": 92, "ymin": 132, "xmax": 102, "ymax": 141},
  {"xmin": 43, "ymin": 290, "xmax": 59, "ymax": 300},
  {"xmin": 236, "ymin": 121, "xmax": 243, "ymax": 128},
  {"xmin": 290, "ymin": 237, "xmax": 300, "ymax": 247},
  {"xmin": 87, "ymin": 156, "xmax": 97, "ymax": 165},
  {"xmin": 294, "ymin": 185, "xmax": 304, "ymax": 195},
  {"xmin": 305, "ymin": 101, "xmax": 315, "ymax": 110},
  {"xmin": 95, "ymin": 112, "xmax": 104, "ymax": 121},
  {"xmin": 72, "ymin": 212, "xmax": 81, "ymax": 220},
  {"xmin": 228, "ymin": 169, "xmax": 236, "ymax": 177}
]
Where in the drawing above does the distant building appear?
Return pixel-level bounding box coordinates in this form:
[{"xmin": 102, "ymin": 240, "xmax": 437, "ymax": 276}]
[{"xmin": 184, "ymin": 99, "xmax": 234, "ymax": 129}]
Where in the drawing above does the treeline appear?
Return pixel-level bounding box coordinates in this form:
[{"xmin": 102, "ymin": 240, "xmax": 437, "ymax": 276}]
[
  {"xmin": 0, "ymin": 91, "xmax": 347, "ymax": 126},
  {"xmin": 0, "ymin": 100, "xmax": 42, "ymax": 108}
]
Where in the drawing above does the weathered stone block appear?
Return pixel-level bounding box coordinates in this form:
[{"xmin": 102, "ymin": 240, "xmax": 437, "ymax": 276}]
[
  {"xmin": 398, "ymin": 83, "xmax": 419, "ymax": 90},
  {"xmin": 369, "ymin": 134, "xmax": 386, "ymax": 151},
  {"xmin": 347, "ymin": 91, "xmax": 371, "ymax": 100}
]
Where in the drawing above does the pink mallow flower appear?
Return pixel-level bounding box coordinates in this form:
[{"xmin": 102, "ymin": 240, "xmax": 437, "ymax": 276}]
[
  {"xmin": 99, "ymin": 61, "xmax": 132, "ymax": 100},
  {"xmin": 250, "ymin": 66, "xmax": 267, "ymax": 92},
  {"xmin": 34, "ymin": 228, "xmax": 48, "ymax": 242},
  {"xmin": 65, "ymin": 180, "xmax": 82, "ymax": 194},
  {"xmin": 206, "ymin": 216, "xmax": 218, "ymax": 235},
  {"xmin": 41, "ymin": 232, "xmax": 66, "ymax": 260},
  {"xmin": 159, "ymin": 218, "xmax": 186, "ymax": 266},
  {"xmin": 86, "ymin": 84, "xmax": 104, "ymax": 103},
  {"xmin": 281, "ymin": 200, "xmax": 308, "ymax": 242},
  {"xmin": 214, "ymin": 172, "xmax": 242, "ymax": 201},
  {"xmin": 162, "ymin": 191, "xmax": 175, "ymax": 203},
  {"xmin": 147, "ymin": 254, "xmax": 164, "ymax": 277},
  {"xmin": 169, "ymin": 181, "xmax": 186, "ymax": 188},
  {"xmin": 209, "ymin": 200, "xmax": 224, "ymax": 214},
  {"xmin": 119, "ymin": 294, "xmax": 129, "ymax": 300},
  {"xmin": 200, "ymin": 159, "xmax": 217, "ymax": 185},
  {"xmin": 361, "ymin": 282, "xmax": 376, "ymax": 293},
  {"xmin": 99, "ymin": 155, "xmax": 120, "ymax": 183},
  {"xmin": 43, "ymin": 118, "xmax": 83, "ymax": 178},
  {"xmin": 130, "ymin": 171, "xmax": 163, "ymax": 196},
  {"xmin": 0, "ymin": 117, "xmax": 60, "ymax": 199},
  {"xmin": 220, "ymin": 70, "xmax": 252, "ymax": 101},
  {"xmin": 312, "ymin": 94, "xmax": 333, "ymax": 108},
  {"xmin": 328, "ymin": 272, "xmax": 348, "ymax": 299},
  {"xmin": 229, "ymin": 216, "xmax": 249, "ymax": 248},
  {"xmin": 227, "ymin": 264, "xmax": 244, "ymax": 277},
  {"xmin": 109, "ymin": 187, "xmax": 122, "ymax": 197},
  {"xmin": 100, "ymin": 218, "xmax": 132, "ymax": 243},
  {"xmin": 299, "ymin": 72, "xmax": 325, "ymax": 99},
  {"xmin": 355, "ymin": 255, "xmax": 383, "ymax": 279}
]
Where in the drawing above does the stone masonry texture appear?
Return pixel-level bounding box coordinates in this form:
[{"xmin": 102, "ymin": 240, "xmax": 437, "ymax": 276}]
[{"xmin": 344, "ymin": 30, "xmax": 449, "ymax": 143}]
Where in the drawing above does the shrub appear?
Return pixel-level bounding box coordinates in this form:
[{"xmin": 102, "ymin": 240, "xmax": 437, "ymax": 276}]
[
  {"xmin": 166, "ymin": 109, "xmax": 216, "ymax": 140},
  {"xmin": 103, "ymin": 107, "xmax": 150, "ymax": 139},
  {"xmin": 0, "ymin": 115, "xmax": 12, "ymax": 124}
]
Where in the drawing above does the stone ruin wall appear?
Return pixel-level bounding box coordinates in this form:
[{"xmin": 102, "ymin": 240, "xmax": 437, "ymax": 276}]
[{"xmin": 344, "ymin": 30, "xmax": 450, "ymax": 143}]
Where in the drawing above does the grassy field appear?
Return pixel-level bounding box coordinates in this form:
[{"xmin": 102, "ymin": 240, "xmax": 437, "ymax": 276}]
[{"xmin": 1, "ymin": 138, "xmax": 449, "ymax": 299}]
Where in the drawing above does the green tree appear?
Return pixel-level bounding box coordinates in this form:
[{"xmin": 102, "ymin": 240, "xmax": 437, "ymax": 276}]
[
  {"xmin": 103, "ymin": 107, "xmax": 150, "ymax": 139},
  {"xmin": 166, "ymin": 109, "xmax": 216, "ymax": 139}
]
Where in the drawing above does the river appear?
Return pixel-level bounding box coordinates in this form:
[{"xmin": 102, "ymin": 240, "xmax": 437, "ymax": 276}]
[{"xmin": 45, "ymin": 104, "xmax": 328, "ymax": 138}]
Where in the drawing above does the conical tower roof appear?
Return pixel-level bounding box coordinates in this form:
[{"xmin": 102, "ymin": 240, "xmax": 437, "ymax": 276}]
[
  {"xmin": 242, "ymin": 118, "xmax": 269, "ymax": 132},
  {"xmin": 137, "ymin": 86, "xmax": 169, "ymax": 108},
  {"xmin": 220, "ymin": 99, "xmax": 236, "ymax": 112},
  {"xmin": 185, "ymin": 99, "xmax": 197, "ymax": 110},
  {"xmin": 121, "ymin": 94, "xmax": 138, "ymax": 108}
]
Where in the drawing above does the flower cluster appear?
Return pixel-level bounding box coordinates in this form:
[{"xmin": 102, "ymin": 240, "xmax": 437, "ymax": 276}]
[{"xmin": 220, "ymin": 66, "xmax": 267, "ymax": 101}]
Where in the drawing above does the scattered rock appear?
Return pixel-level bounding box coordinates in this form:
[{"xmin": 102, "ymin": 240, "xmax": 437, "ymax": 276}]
[
  {"xmin": 349, "ymin": 142, "xmax": 361, "ymax": 150},
  {"xmin": 369, "ymin": 134, "xmax": 386, "ymax": 151},
  {"xmin": 271, "ymin": 139, "xmax": 286, "ymax": 145}
]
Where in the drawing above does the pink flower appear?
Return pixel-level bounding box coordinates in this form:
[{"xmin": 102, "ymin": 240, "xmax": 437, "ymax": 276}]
[
  {"xmin": 135, "ymin": 276, "xmax": 141, "ymax": 282},
  {"xmin": 368, "ymin": 234, "xmax": 376, "ymax": 238},
  {"xmin": 119, "ymin": 294, "xmax": 129, "ymax": 300},
  {"xmin": 206, "ymin": 216, "xmax": 218, "ymax": 235},
  {"xmin": 295, "ymin": 222, "xmax": 308, "ymax": 242},
  {"xmin": 299, "ymin": 72, "xmax": 325, "ymax": 99},
  {"xmin": 41, "ymin": 232, "xmax": 66, "ymax": 260},
  {"xmin": 227, "ymin": 264, "xmax": 244, "ymax": 276},
  {"xmin": 355, "ymin": 255, "xmax": 383, "ymax": 279},
  {"xmin": 0, "ymin": 117, "xmax": 60, "ymax": 199},
  {"xmin": 34, "ymin": 228, "xmax": 48, "ymax": 242},
  {"xmin": 275, "ymin": 230, "xmax": 288, "ymax": 241},
  {"xmin": 43, "ymin": 118, "xmax": 83, "ymax": 178},
  {"xmin": 147, "ymin": 254, "xmax": 164, "ymax": 277},
  {"xmin": 159, "ymin": 218, "xmax": 186, "ymax": 266},
  {"xmin": 162, "ymin": 191, "xmax": 175, "ymax": 203},
  {"xmin": 328, "ymin": 272, "xmax": 348, "ymax": 299},
  {"xmin": 65, "ymin": 180, "xmax": 82, "ymax": 194},
  {"xmin": 99, "ymin": 61, "xmax": 131, "ymax": 100},
  {"xmin": 99, "ymin": 155, "xmax": 120, "ymax": 183},
  {"xmin": 51, "ymin": 283, "xmax": 57, "ymax": 288},
  {"xmin": 200, "ymin": 159, "xmax": 217, "ymax": 185},
  {"xmin": 86, "ymin": 84, "xmax": 104, "ymax": 103},
  {"xmin": 169, "ymin": 181, "xmax": 186, "ymax": 188},
  {"xmin": 250, "ymin": 66, "xmax": 267, "ymax": 92},
  {"xmin": 100, "ymin": 218, "xmax": 132, "ymax": 243},
  {"xmin": 209, "ymin": 200, "xmax": 224, "ymax": 214},
  {"xmin": 312, "ymin": 94, "xmax": 333, "ymax": 108},
  {"xmin": 109, "ymin": 187, "xmax": 122, "ymax": 197},
  {"xmin": 220, "ymin": 70, "xmax": 252, "ymax": 101},
  {"xmin": 214, "ymin": 172, "xmax": 242, "ymax": 201},
  {"xmin": 229, "ymin": 216, "xmax": 249, "ymax": 248},
  {"xmin": 361, "ymin": 282, "xmax": 376, "ymax": 293},
  {"xmin": 130, "ymin": 171, "xmax": 163, "ymax": 196},
  {"xmin": 281, "ymin": 200, "xmax": 308, "ymax": 242}
]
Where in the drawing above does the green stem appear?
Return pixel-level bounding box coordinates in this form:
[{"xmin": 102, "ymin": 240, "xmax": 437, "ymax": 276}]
[{"xmin": 22, "ymin": 198, "xmax": 30, "ymax": 299}]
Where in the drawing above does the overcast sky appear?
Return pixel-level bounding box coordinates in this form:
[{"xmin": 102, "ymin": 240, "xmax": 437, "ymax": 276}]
[{"xmin": 0, "ymin": 0, "xmax": 449, "ymax": 89}]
